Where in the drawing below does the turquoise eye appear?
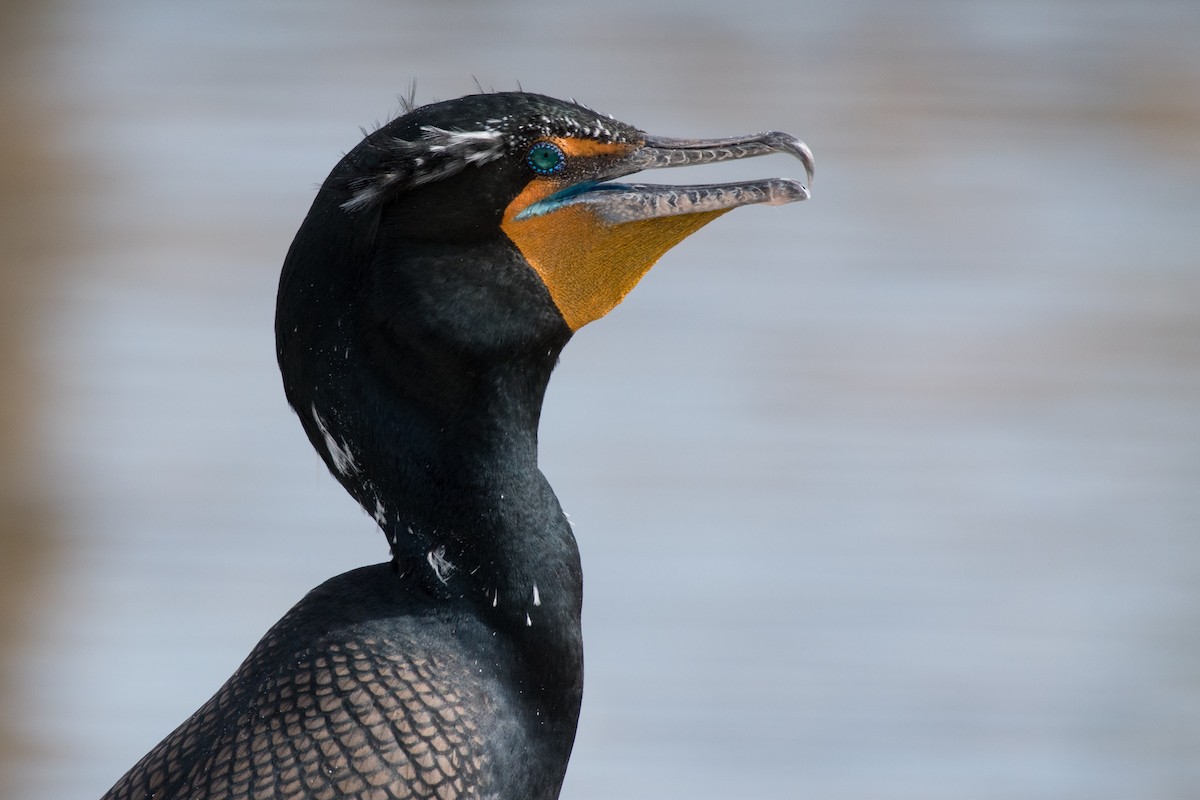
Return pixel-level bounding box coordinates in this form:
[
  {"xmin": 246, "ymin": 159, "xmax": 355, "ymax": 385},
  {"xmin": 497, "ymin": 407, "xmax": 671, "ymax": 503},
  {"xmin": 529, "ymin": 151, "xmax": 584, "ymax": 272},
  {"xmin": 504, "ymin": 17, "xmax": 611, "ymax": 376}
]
[{"xmin": 527, "ymin": 142, "xmax": 565, "ymax": 175}]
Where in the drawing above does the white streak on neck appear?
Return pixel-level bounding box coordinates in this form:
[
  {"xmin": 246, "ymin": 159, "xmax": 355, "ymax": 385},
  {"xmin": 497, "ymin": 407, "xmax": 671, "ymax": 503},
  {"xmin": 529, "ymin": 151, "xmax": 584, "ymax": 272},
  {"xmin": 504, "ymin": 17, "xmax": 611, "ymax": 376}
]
[
  {"xmin": 310, "ymin": 403, "xmax": 358, "ymax": 477},
  {"xmin": 426, "ymin": 546, "xmax": 456, "ymax": 585}
]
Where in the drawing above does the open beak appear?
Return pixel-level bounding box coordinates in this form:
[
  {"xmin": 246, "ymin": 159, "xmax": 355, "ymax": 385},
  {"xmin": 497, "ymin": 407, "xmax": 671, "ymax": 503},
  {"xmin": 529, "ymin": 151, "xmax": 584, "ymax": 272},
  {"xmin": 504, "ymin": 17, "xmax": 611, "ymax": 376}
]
[
  {"xmin": 502, "ymin": 128, "xmax": 814, "ymax": 331},
  {"xmin": 515, "ymin": 131, "xmax": 814, "ymax": 223}
]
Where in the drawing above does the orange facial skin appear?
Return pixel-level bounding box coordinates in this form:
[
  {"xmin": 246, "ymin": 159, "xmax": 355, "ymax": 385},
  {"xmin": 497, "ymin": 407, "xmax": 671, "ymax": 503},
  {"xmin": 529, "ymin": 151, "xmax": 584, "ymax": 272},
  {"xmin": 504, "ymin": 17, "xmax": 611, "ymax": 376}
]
[{"xmin": 502, "ymin": 137, "xmax": 728, "ymax": 331}]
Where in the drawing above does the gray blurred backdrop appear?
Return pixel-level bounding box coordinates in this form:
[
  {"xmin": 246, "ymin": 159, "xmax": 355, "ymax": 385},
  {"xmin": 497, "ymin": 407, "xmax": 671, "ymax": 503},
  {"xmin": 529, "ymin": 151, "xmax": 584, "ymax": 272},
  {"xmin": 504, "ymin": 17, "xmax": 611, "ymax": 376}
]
[{"xmin": 2, "ymin": 1, "xmax": 1198, "ymax": 798}]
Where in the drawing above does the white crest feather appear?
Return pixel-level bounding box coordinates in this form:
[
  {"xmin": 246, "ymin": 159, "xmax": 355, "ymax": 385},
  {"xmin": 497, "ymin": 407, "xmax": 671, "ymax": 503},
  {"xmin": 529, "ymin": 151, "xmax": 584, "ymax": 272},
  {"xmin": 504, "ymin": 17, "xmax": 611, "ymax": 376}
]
[{"xmin": 342, "ymin": 126, "xmax": 506, "ymax": 212}]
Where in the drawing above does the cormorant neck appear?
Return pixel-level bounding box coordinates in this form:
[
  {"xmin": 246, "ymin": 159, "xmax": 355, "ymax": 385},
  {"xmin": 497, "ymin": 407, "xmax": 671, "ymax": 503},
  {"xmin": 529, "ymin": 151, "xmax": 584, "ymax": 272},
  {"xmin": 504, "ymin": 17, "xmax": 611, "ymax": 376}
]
[
  {"xmin": 277, "ymin": 210, "xmax": 578, "ymax": 628},
  {"xmin": 347, "ymin": 339, "xmax": 564, "ymax": 563}
]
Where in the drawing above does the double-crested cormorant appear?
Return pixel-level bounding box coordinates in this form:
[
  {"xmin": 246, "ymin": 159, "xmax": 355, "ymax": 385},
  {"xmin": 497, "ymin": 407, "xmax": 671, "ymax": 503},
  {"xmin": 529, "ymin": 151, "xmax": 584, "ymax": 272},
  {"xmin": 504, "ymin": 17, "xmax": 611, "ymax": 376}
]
[{"xmin": 102, "ymin": 91, "xmax": 812, "ymax": 800}]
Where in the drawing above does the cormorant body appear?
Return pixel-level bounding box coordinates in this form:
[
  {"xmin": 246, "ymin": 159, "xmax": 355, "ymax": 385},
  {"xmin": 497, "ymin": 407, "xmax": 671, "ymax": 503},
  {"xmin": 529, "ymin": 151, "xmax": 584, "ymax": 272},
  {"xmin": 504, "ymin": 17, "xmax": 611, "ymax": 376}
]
[{"xmin": 102, "ymin": 91, "xmax": 811, "ymax": 800}]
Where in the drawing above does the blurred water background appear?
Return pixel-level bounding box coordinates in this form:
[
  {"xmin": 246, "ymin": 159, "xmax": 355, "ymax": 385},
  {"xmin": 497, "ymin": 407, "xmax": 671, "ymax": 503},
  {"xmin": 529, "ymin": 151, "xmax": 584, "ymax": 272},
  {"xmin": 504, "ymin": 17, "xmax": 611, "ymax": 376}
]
[{"xmin": 2, "ymin": 1, "xmax": 1198, "ymax": 798}]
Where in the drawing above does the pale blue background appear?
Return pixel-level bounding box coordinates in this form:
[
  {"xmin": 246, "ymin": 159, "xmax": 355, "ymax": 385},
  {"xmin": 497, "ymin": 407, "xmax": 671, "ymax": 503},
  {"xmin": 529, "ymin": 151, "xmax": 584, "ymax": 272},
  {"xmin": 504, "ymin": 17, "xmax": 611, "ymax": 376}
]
[{"xmin": 2, "ymin": 1, "xmax": 1198, "ymax": 798}]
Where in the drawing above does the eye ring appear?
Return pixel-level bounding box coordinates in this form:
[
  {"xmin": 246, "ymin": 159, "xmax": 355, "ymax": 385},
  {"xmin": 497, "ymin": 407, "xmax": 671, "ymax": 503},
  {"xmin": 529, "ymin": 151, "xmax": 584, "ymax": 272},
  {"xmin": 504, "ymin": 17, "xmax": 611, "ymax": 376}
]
[{"xmin": 527, "ymin": 141, "xmax": 566, "ymax": 175}]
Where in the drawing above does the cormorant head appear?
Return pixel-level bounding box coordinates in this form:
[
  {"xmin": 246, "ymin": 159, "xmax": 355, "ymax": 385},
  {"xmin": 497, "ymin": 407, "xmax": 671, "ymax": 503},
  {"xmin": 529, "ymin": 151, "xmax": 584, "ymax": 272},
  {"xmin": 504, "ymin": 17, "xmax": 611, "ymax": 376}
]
[
  {"xmin": 276, "ymin": 92, "xmax": 812, "ymax": 544},
  {"xmin": 332, "ymin": 91, "xmax": 813, "ymax": 330}
]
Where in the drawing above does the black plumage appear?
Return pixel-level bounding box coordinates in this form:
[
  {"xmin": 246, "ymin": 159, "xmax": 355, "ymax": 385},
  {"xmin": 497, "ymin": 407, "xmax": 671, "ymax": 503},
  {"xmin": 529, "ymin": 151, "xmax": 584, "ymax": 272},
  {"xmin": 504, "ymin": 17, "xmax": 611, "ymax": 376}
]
[{"xmin": 102, "ymin": 91, "xmax": 811, "ymax": 800}]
